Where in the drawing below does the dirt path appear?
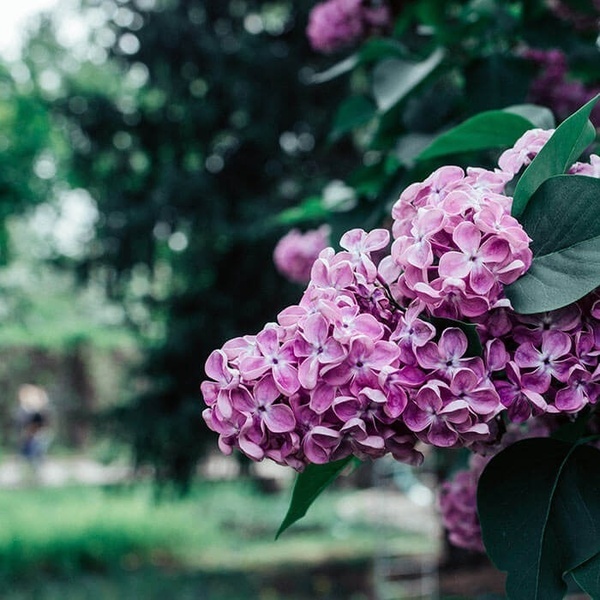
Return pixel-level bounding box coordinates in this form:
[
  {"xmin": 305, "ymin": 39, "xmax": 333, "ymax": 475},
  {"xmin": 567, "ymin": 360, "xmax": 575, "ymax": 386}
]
[{"xmin": 0, "ymin": 454, "xmax": 130, "ymax": 488}]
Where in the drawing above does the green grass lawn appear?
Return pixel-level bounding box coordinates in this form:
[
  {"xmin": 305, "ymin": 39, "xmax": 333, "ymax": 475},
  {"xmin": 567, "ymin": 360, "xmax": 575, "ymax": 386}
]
[{"xmin": 0, "ymin": 478, "xmax": 436, "ymax": 599}]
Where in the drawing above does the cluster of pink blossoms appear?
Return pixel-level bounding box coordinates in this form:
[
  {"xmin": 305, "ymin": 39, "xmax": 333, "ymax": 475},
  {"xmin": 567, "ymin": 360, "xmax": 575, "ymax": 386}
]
[
  {"xmin": 201, "ymin": 128, "xmax": 600, "ymax": 475},
  {"xmin": 547, "ymin": 0, "xmax": 600, "ymax": 31},
  {"xmin": 525, "ymin": 49, "xmax": 600, "ymax": 123},
  {"xmin": 306, "ymin": 0, "xmax": 392, "ymax": 54},
  {"xmin": 203, "ymin": 227, "xmax": 504, "ymax": 470},
  {"xmin": 378, "ymin": 163, "xmax": 533, "ymax": 320},
  {"xmin": 273, "ymin": 225, "xmax": 331, "ymax": 284}
]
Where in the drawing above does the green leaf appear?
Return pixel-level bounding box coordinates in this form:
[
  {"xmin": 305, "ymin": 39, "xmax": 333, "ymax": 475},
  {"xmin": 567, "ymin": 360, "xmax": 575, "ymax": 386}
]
[
  {"xmin": 416, "ymin": 110, "xmax": 533, "ymax": 162},
  {"xmin": 504, "ymin": 175, "xmax": 600, "ymax": 313},
  {"xmin": 551, "ymin": 407, "xmax": 592, "ymax": 444},
  {"xmin": 464, "ymin": 56, "xmax": 537, "ymax": 113},
  {"xmin": 329, "ymin": 96, "xmax": 376, "ymax": 141},
  {"xmin": 427, "ymin": 317, "xmax": 483, "ymax": 357},
  {"xmin": 309, "ymin": 54, "xmax": 359, "ymax": 84},
  {"xmin": 511, "ymin": 94, "xmax": 599, "ymax": 218},
  {"xmin": 276, "ymin": 457, "xmax": 354, "ymax": 539},
  {"xmin": 273, "ymin": 196, "xmax": 328, "ymax": 226},
  {"xmin": 359, "ymin": 38, "xmax": 405, "ymax": 62},
  {"xmin": 478, "ymin": 438, "xmax": 600, "ymax": 600},
  {"xmin": 372, "ymin": 48, "xmax": 444, "ymax": 113},
  {"xmin": 504, "ymin": 104, "xmax": 555, "ymax": 129},
  {"xmin": 572, "ymin": 552, "xmax": 600, "ymax": 597}
]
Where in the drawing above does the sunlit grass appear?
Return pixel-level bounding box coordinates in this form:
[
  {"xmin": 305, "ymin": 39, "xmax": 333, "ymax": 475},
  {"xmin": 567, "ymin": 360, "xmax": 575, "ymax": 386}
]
[{"xmin": 0, "ymin": 479, "xmax": 435, "ymax": 581}]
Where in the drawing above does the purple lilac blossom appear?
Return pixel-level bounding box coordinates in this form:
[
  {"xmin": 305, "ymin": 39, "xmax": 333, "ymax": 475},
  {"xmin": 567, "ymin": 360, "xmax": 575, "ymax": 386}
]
[
  {"xmin": 380, "ymin": 161, "xmax": 532, "ymax": 319},
  {"xmin": 525, "ymin": 48, "xmax": 600, "ymax": 124},
  {"xmin": 306, "ymin": 0, "xmax": 392, "ymax": 54},
  {"xmin": 273, "ymin": 225, "xmax": 331, "ymax": 284},
  {"xmin": 547, "ymin": 0, "xmax": 600, "ymax": 31},
  {"xmin": 202, "ymin": 128, "xmax": 600, "ymax": 471},
  {"xmin": 202, "ymin": 227, "xmax": 505, "ymax": 470}
]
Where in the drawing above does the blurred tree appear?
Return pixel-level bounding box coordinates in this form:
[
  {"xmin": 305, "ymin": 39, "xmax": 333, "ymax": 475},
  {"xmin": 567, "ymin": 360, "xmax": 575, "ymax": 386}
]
[{"xmin": 28, "ymin": 0, "xmax": 349, "ymax": 486}]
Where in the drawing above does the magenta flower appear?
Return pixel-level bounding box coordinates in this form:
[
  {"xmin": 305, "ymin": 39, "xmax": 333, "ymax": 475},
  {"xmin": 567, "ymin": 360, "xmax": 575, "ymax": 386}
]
[
  {"xmin": 274, "ymin": 225, "xmax": 331, "ymax": 284},
  {"xmin": 515, "ymin": 330, "xmax": 575, "ymax": 393},
  {"xmin": 403, "ymin": 383, "xmax": 471, "ymax": 447},
  {"xmin": 440, "ymin": 469, "xmax": 484, "ymax": 552},
  {"xmin": 303, "ymin": 425, "xmax": 341, "ymax": 464},
  {"xmin": 239, "ymin": 327, "xmax": 300, "ymax": 395},
  {"xmin": 324, "ymin": 335, "xmax": 400, "ymax": 386},
  {"xmin": 438, "ymin": 223, "xmax": 509, "ymax": 295},
  {"xmin": 448, "ymin": 368, "xmax": 502, "ymax": 418},
  {"xmin": 319, "ymin": 298, "xmax": 385, "ymax": 344},
  {"xmin": 513, "ymin": 305, "xmax": 582, "ymax": 345},
  {"xmin": 306, "ymin": 0, "xmax": 391, "ymax": 54},
  {"xmin": 398, "ymin": 207, "xmax": 446, "ymax": 268},
  {"xmin": 295, "ymin": 313, "xmax": 345, "ymax": 389},
  {"xmin": 554, "ymin": 366, "xmax": 600, "ymax": 413},
  {"xmin": 201, "ymin": 349, "xmax": 239, "ymax": 409},
  {"xmin": 498, "ymin": 128, "xmax": 554, "ymax": 176},
  {"xmin": 495, "ymin": 362, "xmax": 547, "ymax": 422},
  {"xmin": 416, "ymin": 328, "xmax": 477, "ymax": 377},
  {"xmin": 339, "ymin": 228, "xmax": 389, "ymax": 282},
  {"xmin": 201, "ymin": 128, "xmax": 600, "ymax": 474},
  {"xmin": 524, "ymin": 48, "xmax": 600, "ymax": 123}
]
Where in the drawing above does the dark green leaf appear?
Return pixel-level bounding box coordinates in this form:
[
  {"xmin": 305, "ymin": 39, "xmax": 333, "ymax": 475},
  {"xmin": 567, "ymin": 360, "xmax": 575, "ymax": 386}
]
[
  {"xmin": 372, "ymin": 48, "xmax": 444, "ymax": 113},
  {"xmin": 272, "ymin": 197, "xmax": 328, "ymax": 226},
  {"xmin": 511, "ymin": 94, "xmax": 599, "ymax": 218},
  {"xmin": 464, "ymin": 56, "xmax": 537, "ymax": 113},
  {"xmin": 309, "ymin": 54, "xmax": 359, "ymax": 84},
  {"xmin": 428, "ymin": 317, "xmax": 483, "ymax": 357},
  {"xmin": 276, "ymin": 457, "xmax": 354, "ymax": 539},
  {"xmin": 504, "ymin": 104, "xmax": 555, "ymax": 129},
  {"xmin": 359, "ymin": 38, "xmax": 405, "ymax": 62},
  {"xmin": 329, "ymin": 96, "xmax": 376, "ymax": 141},
  {"xmin": 551, "ymin": 407, "xmax": 592, "ymax": 444},
  {"xmin": 416, "ymin": 111, "xmax": 533, "ymax": 162},
  {"xmin": 478, "ymin": 438, "xmax": 600, "ymax": 600},
  {"xmin": 505, "ymin": 175, "xmax": 600, "ymax": 313},
  {"xmin": 571, "ymin": 551, "xmax": 600, "ymax": 597}
]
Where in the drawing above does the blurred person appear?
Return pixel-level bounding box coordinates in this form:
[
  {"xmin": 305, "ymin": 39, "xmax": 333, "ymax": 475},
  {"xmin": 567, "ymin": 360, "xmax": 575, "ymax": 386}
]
[{"xmin": 15, "ymin": 384, "xmax": 52, "ymax": 472}]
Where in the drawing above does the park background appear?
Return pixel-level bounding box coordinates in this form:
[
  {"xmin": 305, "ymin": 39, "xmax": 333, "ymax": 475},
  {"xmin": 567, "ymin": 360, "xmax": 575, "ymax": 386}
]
[{"xmin": 0, "ymin": 0, "xmax": 596, "ymax": 598}]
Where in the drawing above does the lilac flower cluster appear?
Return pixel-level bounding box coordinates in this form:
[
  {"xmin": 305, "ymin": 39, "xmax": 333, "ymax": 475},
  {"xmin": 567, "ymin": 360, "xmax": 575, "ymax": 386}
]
[
  {"xmin": 379, "ymin": 164, "xmax": 532, "ymax": 320},
  {"xmin": 307, "ymin": 0, "xmax": 392, "ymax": 54},
  {"xmin": 205, "ymin": 229, "xmax": 420, "ymax": 469},
  {"xmin": 439, "ymin": 464, "xmax": 484, "ymax": 552},
  {"xmin": 201, "ymin": 128, "xmax": 600, "ymax": 474},
  {"xmin": 273, "ymin": 225, "xmax": 331, "ymax": 284},
  {"xmin": 547, "ymin": 0, "xmax": 600, "ymax": 31},
  {"xmin": 525, "ymin": 49, "xmax": 600, "ymax": 124},
  {"xmin": 202, "ymin": 225, "xmax": 512, "ymax": 470},
  {"xmin": 476, "ymin": 297, "xmax": 600, "ymax": 422}
]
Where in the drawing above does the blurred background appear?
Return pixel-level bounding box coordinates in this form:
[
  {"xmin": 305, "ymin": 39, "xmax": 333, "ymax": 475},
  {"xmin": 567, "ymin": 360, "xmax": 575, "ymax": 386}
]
[
  {"xmin": 0, "ymin": 0, "xmax": 596, "ymax": 598},
  {"xmin": 0, "ymin": 2, "xmax": 441, "ymax": 598}
]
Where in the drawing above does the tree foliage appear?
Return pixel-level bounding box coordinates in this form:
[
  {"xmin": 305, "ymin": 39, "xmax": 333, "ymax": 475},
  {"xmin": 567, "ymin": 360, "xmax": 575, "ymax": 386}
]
[{"xmin": 27, "ymin": 0, "xmax": 353, "ymax": 485}]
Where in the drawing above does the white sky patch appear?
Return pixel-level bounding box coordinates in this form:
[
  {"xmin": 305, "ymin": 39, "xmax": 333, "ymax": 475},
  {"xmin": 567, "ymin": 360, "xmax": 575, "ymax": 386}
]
[{"xmin": 0, "ymin": 0, "xmax": 61, "ymax": 59}]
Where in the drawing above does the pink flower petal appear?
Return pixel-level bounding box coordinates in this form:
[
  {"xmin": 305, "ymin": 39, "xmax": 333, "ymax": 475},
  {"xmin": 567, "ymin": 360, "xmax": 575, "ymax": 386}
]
[
  {"xmin": 453, "ymin": 222, "xmax": 481, "ymax": 255},
  {"xmin": 439, "ymin": 252, "xmax": 471, "ymax": 279},
  {"xmin": 264, "ymin": 404, "xmax": 296, "ymax": 433}
]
